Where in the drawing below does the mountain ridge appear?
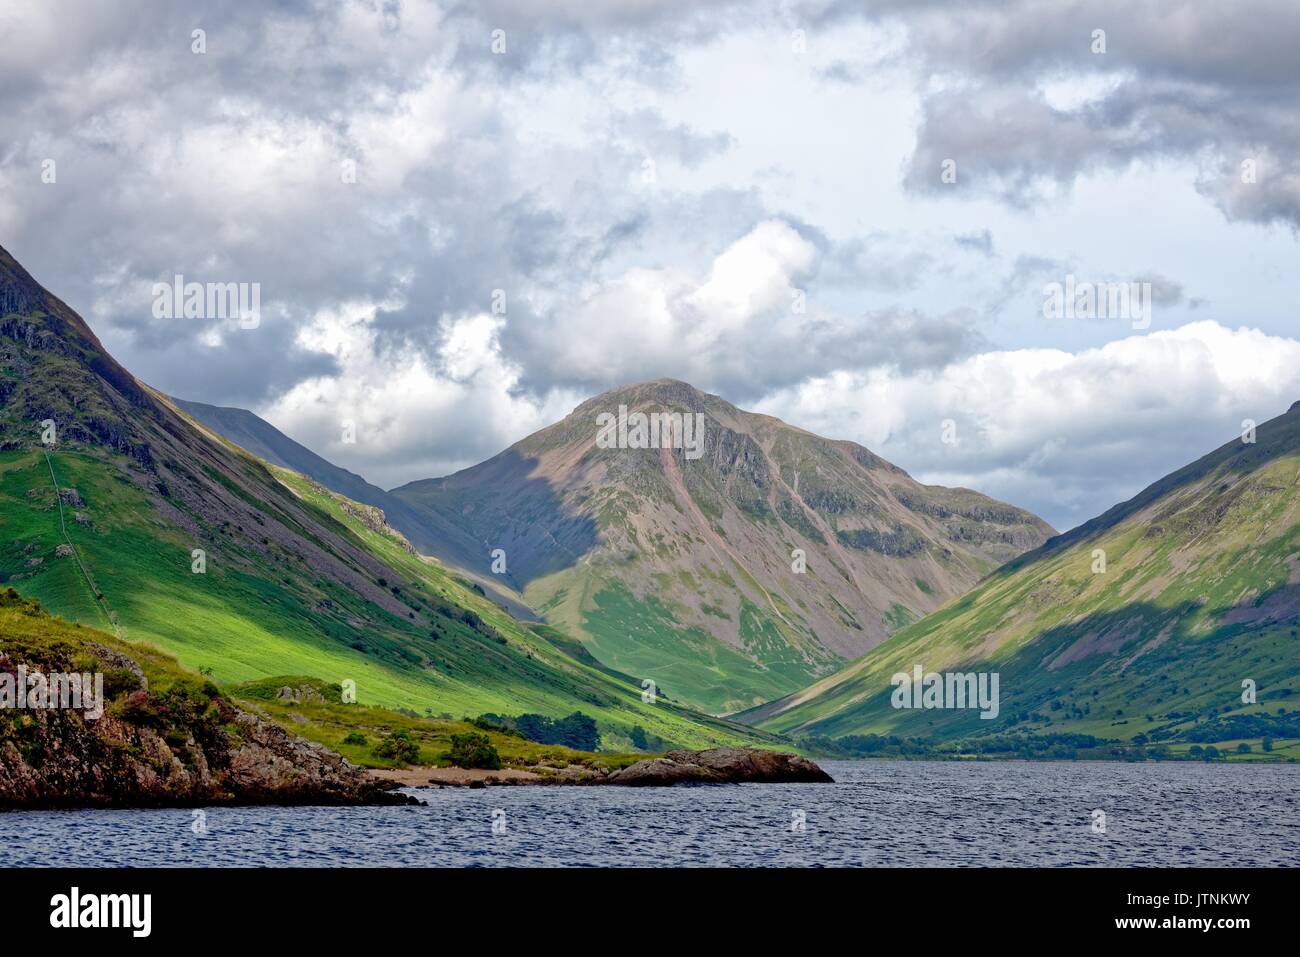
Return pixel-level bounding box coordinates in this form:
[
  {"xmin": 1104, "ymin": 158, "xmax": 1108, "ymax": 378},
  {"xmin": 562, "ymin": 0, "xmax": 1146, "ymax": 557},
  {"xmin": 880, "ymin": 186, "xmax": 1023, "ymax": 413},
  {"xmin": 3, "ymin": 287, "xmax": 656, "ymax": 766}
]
[{"xmin": 171, "ymin": 396, "xmax": 536, "ymax": 621}]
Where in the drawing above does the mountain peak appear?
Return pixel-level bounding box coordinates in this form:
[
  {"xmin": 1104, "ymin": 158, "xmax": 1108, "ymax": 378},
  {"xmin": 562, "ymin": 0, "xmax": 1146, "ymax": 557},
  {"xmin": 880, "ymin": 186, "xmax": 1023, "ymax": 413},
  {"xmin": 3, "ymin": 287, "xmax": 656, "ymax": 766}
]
[
  {"xmin": 0, "ymin": 242, "xmax": 119, "ymax": 362},
  {"xmin": 575, "ymin": 378, "xmax": 718, "ymax": 413},
  {"xmin": 0, "ymin": 242, "xmax": 153, "ymax": 455},
  {"xmin": 392, "ymin": 379, "xmax": 1053, "ymax": 713}
]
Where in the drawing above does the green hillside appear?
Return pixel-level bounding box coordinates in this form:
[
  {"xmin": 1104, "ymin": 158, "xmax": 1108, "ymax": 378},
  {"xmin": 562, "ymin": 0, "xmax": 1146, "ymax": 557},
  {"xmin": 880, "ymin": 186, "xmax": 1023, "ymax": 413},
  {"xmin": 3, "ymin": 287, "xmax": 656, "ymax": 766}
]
[
  {"xmin": 744, "ymin": 404, "xmax": 1300, "ymax": 760},
  {"xmin": 0, "ymin": 242, "xmax": 774, "ymax": 753}
]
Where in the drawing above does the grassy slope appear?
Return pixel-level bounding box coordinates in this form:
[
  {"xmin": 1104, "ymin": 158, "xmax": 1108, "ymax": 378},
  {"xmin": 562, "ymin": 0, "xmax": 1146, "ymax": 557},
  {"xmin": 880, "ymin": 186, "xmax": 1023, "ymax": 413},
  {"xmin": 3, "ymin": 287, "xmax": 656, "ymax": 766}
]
[
  {"xmin": 0, "ymin": 443, "xmax": 777, "ymax": 752},
  {"xmin": 0, "ymin": 591, "xmax": 647, "ymax": 777},
  {"xmin": 272, "ymin": 467, "xmax": 786, "ymax": 750},
  {"xmin": 233, "ymin": 676, "xmax": 649, "ymax": 772},
  {"xmin": 748, "ymin": 409, "xmax": 1300, "ymax": 760},
  {"xmin": 0, "ymin": 588, "xmax": 217, "ymax": 701}
]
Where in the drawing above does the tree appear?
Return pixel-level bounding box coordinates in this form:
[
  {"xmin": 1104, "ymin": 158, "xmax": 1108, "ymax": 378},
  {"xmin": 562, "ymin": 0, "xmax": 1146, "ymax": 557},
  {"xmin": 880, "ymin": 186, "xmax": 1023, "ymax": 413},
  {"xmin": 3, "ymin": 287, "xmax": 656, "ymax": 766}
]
[
  {"xmin": 513, "ymin": 711, "xmax": 601, "ymax": 751},
  {"xmin": 553, "ymin": 712, "xmax": 600, "ymax": 751}
]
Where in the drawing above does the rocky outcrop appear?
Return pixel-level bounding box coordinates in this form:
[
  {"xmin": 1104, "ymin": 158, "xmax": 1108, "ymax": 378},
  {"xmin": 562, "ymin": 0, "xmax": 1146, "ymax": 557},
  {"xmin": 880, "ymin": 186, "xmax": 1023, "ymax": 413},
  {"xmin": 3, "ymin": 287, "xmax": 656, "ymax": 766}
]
[
  {"xmin": 275, "ymin": 684, "xmax": 326, "ymax": 704},
  {"xmin": 603, "ymin": 747, "xmax": 833, "ymax": 786},
  {"xmin": 0, "ymin": 600, "xmax": 413, "ymax": 808},
  {"xmin": 220, "ymin": 711, "xmax": 412, "ymax": 805},
  {"xmin": 0, "ymin": 703, "xmax": 412, "ymax": 809}
]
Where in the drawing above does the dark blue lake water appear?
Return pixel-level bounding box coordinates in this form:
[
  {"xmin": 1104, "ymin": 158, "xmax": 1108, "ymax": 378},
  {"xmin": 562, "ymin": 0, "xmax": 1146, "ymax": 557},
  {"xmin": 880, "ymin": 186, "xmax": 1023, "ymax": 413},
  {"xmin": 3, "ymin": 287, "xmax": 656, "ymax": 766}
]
[{"xmin": 3, "ymin": 761, "xmax": 1297, "ymax": 866}]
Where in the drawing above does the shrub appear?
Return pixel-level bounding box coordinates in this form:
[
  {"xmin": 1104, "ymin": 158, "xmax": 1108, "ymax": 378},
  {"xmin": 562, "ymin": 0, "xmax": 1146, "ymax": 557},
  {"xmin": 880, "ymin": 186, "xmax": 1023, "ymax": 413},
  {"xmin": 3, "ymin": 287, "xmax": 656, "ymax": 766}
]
[
  {"xmin": 342, "ymin": 732, "xmax": 367, "ymax": 746},
  {"xmin": 446, "ymin": 732, "xmax": 501, "ymax": 770},
  {"xmin": 372, "ymin": 730, "xmax": 420, "ymax": 764}
]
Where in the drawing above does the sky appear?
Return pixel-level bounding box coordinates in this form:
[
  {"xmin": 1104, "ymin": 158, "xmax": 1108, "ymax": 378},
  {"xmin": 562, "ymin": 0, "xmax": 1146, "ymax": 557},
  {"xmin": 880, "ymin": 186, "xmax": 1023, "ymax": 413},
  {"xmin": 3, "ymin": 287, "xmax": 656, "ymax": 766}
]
[{"xmin": 2, "ymin": 0, "xmax": 1299, "ymax": 530}]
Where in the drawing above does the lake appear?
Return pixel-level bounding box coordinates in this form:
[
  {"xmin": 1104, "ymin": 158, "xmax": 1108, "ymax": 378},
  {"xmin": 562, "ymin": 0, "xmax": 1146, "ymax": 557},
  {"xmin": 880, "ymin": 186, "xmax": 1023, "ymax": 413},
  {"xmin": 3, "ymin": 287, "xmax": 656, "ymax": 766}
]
[{"xmin": 3, "ymin": 761, "xmax": 1298, "ymax": 867}]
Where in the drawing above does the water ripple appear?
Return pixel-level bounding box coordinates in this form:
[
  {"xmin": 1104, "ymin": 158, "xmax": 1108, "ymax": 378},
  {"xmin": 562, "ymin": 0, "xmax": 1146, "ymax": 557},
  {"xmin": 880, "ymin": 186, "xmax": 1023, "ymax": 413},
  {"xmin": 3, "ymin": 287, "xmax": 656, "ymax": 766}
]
[{"xmin": 2, "ymin": 761, "xmax": 1297, "ymax": 867}]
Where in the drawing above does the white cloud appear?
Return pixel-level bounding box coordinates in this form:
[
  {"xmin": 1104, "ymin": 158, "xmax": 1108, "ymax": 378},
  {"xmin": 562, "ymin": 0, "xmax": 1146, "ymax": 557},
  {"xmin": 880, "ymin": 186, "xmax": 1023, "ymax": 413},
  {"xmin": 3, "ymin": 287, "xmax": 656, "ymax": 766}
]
[
  {"xmin": 754, "ymin": 321, "xmax": 1300, "ymax": 530},
  {"xmin": 263, "ymin": 302, "xmax": 583, "ymax": 488},
  {"xmin": 2, "ymin": 0, "xmax": 1298, "ymax": 517}
]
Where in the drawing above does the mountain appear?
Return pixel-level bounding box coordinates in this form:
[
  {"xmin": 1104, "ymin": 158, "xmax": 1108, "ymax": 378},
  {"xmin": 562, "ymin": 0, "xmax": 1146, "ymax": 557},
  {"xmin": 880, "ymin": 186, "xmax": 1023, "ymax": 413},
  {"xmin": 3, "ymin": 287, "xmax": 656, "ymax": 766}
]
[
  {"xmin": 172, "ymin": 396, "xmax": 535, "ymax": 621},
  {"xmin": 0, "ymin": 242, "xmax": 773, "ymax": 752},
  {"xmin": 172, "ymin": 397, "xmax": 402, "ymax": 524},
  {"xmin": 743, "ymin": 403, "xmax": 1300, "ymax": 751},
  {"xmin": 391, "ymin": 379, "xmax": 1054, "ymax": 714}
]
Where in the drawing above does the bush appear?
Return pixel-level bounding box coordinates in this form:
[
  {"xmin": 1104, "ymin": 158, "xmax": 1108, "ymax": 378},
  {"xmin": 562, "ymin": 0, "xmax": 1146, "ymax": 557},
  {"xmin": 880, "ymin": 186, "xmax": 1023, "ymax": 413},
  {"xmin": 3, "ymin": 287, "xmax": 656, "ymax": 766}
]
[
  {"xmin": 446, "ymin": 732, "xmax": 501, "ymax": 770},
  {"xmin": 372, "ymin": 730, "xmax": 420, "ymax": 764},
  {"xmin": 342, "ymin": 732, "xmax": 367, "ymax": 746}
]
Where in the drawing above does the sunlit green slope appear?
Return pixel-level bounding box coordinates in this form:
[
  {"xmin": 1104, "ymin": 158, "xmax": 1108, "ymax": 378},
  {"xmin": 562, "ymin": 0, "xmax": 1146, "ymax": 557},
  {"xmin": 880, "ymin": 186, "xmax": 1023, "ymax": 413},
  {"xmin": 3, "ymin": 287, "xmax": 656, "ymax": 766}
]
[{"xmin": 746, "ymin": 404, "xmax": 1300, "ymax": 750}]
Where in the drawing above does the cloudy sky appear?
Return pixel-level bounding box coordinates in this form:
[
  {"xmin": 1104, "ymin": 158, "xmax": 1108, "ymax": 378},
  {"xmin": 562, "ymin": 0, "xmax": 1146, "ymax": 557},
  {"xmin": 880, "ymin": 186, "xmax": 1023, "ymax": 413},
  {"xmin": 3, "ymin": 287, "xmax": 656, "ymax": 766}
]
[{"xmin": 3, "ymin": 0, "xmax": 1299, "ymax": 530}]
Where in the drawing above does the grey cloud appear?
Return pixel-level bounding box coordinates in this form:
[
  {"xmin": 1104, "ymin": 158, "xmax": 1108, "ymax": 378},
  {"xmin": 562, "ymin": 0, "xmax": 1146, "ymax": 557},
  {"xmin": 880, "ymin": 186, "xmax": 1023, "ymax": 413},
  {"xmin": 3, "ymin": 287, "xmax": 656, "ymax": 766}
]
[
  {"xmin": 1, "ymin": 0, "xmax": 1293, "ymax": 496},
  {"xmin": 1138, "ymin": 274, "xmax": 1184, "ymax": 307},
  {"xmin": 881, "ymin": 0, "xmax": 1300, "ymax": 227},
  {"xmin": 610, "ymin": 108, "xmax": 734, "ymax": 167},
  {"xmin": 953, "ymin": 229, "xmax": 994, "ymax": 256}
]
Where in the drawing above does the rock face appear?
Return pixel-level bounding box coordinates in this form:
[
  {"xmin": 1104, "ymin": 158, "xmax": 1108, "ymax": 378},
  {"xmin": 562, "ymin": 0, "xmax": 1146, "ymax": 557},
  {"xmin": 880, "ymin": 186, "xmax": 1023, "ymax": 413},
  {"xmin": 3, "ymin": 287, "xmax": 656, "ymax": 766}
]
[
  {"xmin": 0, "ymin": 701, "xmax": 413, "ymax": 809},
  {"xmin": 604, "ymin": 747, "xmax": 833, "ymax": 787},
  {"xmin": 0, "ymin": 594, "xmax": 413, "ymax": 809}
]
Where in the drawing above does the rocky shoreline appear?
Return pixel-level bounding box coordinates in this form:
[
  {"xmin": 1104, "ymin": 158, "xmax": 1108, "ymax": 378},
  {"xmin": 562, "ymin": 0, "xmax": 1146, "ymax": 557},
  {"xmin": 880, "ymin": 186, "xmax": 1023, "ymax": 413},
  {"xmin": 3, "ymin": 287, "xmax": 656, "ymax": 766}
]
[
  {"xmin": 0, "ymin": 703, "xmax": 416, "ymax": 810},
  {"xmin": 0, "ymin": 589, "xmax": 415, "ymax": 810},
  {"xmin": 369, "ymin": 747, "xmax": 834, "ymax": 789}
]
